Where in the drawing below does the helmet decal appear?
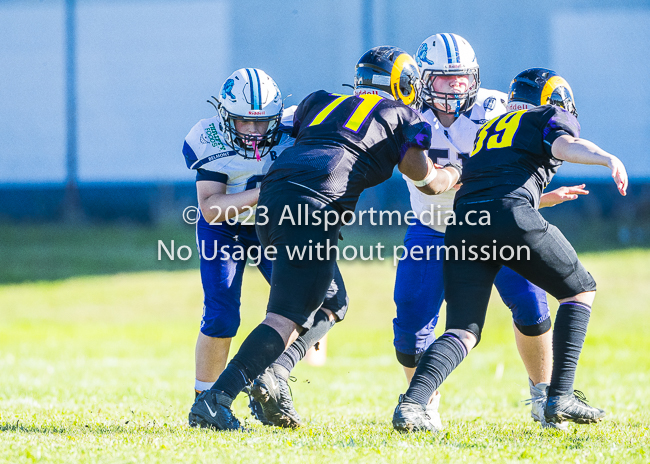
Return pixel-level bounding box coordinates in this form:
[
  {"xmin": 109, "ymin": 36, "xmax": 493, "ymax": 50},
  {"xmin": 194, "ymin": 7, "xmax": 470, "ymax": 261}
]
[
  {"xmin": 540, "ymin": 75, "xmax": 574, "ymax": 108},
  {"xmin": 221, "ymin": 79, "xmax": 236, "ymax": 102},
  {"xmin": 416, "ymin": 43, "xmax": 434, "ymax": 67},
  {"xmin": 483, "ymin": 96, "xmax": 496, "ymax": 111},
  {"xmin": 391, "ymin": 53, "xmax": 419, "ymax": 106}
]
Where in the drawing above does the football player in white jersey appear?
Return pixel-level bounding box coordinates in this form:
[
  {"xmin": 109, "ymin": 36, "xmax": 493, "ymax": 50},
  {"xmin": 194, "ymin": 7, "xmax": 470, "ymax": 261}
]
[
  {"xmin": 392, "ymin": 34, "xmax": 588, "ymax": 430},
  {"xmin": 183, "ymin": 68, "xmax": 348, "ymax": 427}
]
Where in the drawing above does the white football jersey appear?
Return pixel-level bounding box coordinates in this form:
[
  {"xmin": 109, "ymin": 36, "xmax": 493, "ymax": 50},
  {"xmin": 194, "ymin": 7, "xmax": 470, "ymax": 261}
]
[
  {"xmin": 183, "ymin": 106, "xmax": 296, "ymax": 222},
  {"xmin": 406, "ymin": 88, "xmax": 507, "ymax": 233}
]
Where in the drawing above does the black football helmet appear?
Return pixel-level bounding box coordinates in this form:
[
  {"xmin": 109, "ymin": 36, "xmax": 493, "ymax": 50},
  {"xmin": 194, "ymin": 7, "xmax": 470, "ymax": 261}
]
[
  {"xmin": 507, "ymin": 68, "xmax": 578, "ymax": 117},
  {"xmin": 354, "ymin": 46, "xmax": 422, "ymax": 109}
]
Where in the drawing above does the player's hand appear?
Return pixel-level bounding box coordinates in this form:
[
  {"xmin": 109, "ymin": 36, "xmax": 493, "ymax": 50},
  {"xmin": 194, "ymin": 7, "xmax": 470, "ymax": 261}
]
[
  {"xmin": 434, "ymin": 163, "xmax": 462, "ymax": 189},
  {"xmin": 608, "ymin": 156, "xmax": 628, "ymax": 196},
  {"xmin": 539, "ymin": 184, "xmax": 589, "ymax": 208}
]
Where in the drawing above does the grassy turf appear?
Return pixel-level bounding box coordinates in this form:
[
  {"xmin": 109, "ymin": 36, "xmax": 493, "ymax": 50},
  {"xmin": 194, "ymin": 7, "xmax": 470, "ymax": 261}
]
[{"xmin": 1, "ymin": 251, "xmax": 649, "ymax": 462}]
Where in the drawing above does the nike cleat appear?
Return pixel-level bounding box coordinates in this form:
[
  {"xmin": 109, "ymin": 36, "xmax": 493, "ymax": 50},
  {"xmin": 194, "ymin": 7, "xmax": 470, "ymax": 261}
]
[
  {"xmin": 527, "ymin": 380, "xmax": 568, "ymax": 430},
  {"xmin": 545, "ymin": 390, "xmax": 606, "ymax": 425},
  {"xmin": 392, "ymin": 394, "xmax": 442, "ymax": 433},
  {"xmin": 250, "ymin": 367, "xmax": 302, "ymax": 428},
  {"xmin": 188, "ymin": 390, "xmax": 242, "ymax": 431}
]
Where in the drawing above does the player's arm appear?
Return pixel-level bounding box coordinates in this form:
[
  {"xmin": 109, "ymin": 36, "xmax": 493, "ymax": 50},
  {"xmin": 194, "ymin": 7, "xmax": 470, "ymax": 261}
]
[
  {"xmin": 539, "ymin": 184, "xmax": 589, "ymax": 208},
  {"xmin": 551, "ymin": 135, "xmax": 628, "ymax": 196},
  {"xmin": 196, "ymin": 180, "xmax": 260, "ymax": 223},
  {"xmin": 398, "ymin": 147, "xmax": 460, "ymax": 195}
]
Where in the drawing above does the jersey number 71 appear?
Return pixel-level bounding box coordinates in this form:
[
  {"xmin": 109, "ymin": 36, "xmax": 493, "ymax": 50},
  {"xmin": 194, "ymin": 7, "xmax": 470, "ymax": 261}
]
[{"xmin": 308, "ymin": 94, "xmax": 383, "ymax": 133}]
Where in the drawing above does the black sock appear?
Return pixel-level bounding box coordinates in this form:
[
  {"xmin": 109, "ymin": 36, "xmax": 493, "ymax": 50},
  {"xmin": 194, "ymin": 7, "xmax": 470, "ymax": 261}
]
[
  {"xmin": 272, "ymin": 309, "xmax": 335, "ymax": 377},
  {"xmin": 548, "ymin": 302, "xmax": 591, "ymax": 397},
  {"xmin": 404, "ymin": 334, "xmax": 468, "ymax": 406},
  {"xmin": 211, "ymin": 324, "xmax": 286, "ymax": 399}
]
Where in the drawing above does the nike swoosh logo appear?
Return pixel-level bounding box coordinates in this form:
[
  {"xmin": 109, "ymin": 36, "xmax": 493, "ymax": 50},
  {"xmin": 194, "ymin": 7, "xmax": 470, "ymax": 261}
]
[
  {"xmin": 204, "ymin": 400, "xmax": 217, "ymax": 418},
  {"xmin": 267, "ymin": 375, "xmax": 278, "ymax": 391}
]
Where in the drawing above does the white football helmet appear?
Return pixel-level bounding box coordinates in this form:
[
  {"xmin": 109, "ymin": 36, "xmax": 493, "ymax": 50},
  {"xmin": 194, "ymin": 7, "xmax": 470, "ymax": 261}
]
[
  {"xmin": 212, "ymin": 68, "xmax": 283, "ymax": 159},
  {"xmin": 414, "ymin": 33, "xmax": 480, "ymax": 116}
]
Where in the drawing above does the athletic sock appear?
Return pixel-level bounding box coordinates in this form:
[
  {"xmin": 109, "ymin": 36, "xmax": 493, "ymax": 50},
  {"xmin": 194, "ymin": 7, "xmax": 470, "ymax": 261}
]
[
  {"xmin": 272, "ymin": 309, "xmax": 335, "ymax": 377},
  {"xmin": 195, "ymin": 379, "xmax": 215, "ymax": 397},
  {"xmin": 211, "ymin": 324, "xmax": 286, "ymax": 399},
  {"xmin": 548, "ymin": 302, "xmax": 591, "ymax": 397},
  {"xmin": 404, "ymin": 334, "xmax": 468, "ymax": 406}
]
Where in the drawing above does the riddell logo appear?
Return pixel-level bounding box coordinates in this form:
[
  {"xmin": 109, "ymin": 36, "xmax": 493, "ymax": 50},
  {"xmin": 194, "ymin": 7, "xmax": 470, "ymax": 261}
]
[
  {"xmin": 356, "ymin": 90, "xmax": 378, "ymax": 95},
  {"xmin": 248, "ymin": 110, "xmax": 266, "ymax": 115},
  {"xmin": 507, "ymin": 102, "xmax": 534, "ymax": 111}
]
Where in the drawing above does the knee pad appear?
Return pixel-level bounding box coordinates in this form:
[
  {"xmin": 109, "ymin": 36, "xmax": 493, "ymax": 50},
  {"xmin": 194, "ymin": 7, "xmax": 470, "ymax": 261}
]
[
  {"xmin": 395, "ymin": 349, "xmax": 423, "ymax": 368},
  {"xmin": 514, "ymin": 317, "xmax": 552, "ymax": 336},
  {"xmin": 200, "ymin": 303, "xmax": 241, "ymax": 338}
]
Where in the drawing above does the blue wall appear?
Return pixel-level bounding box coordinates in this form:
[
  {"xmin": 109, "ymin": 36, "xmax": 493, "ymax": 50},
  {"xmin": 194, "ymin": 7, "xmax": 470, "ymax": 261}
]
[{"xmin": 1, "ymin": 0, "xmax": 649, "ymax": 184}]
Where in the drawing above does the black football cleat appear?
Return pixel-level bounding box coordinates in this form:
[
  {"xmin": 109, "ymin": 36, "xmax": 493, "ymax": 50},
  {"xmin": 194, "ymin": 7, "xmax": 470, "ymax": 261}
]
[
  {"xmin": 544, "ymin": 390, "xmax": 606, "ymax": 424},
  {"xmin": 244, "ymin": 385, "xmax": 273, "ymax": 426},
  {"xmin": 250, "ymin": 367, "xmax": 302, "ymax": 428},
  {"xmin": 188, "ymin": 390, "xmax": 242, "ymax": 431},
  {"xmin": 392, "ymin": 394, "xmax": 441, "ymax": 433}
]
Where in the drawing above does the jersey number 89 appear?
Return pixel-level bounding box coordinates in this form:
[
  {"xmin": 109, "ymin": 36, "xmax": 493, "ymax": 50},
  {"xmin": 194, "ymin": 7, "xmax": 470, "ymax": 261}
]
[{"xmin": 470, "ymin": 109, "xmax": 526, "ymax": 157}]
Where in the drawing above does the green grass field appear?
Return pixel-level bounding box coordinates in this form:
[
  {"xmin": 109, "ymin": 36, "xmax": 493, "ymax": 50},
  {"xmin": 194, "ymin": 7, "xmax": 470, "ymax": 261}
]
[{"xmin": 1, "ymin": 244, "xmax": 649, "ymax": 462}]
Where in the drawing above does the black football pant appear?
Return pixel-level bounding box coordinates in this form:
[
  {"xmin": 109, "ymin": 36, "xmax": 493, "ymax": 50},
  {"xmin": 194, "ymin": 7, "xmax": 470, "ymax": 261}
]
[{"xmin": 443, "ymin": 197, "xmax": 596, "ymax": 342}]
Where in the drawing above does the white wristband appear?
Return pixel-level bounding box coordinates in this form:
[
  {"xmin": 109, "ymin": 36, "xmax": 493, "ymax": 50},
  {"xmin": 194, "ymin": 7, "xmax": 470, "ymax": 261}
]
[{"xmin": 412, "ymin": 159, "xmax": 437, "ymax": 187}]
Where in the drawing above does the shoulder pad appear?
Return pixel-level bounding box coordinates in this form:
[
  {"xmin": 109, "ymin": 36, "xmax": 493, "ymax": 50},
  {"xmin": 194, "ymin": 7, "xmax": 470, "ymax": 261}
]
[
  {"xmin": 281, "ymin": 105, "xmax": 297, "ymax": 126},
  {"xmin": 468, "ymin": 88, "xmax": 508, "ymax": 122},
  {"xmin": 183, "ymin": 116, "xmax": 237, "ymax": 170}
]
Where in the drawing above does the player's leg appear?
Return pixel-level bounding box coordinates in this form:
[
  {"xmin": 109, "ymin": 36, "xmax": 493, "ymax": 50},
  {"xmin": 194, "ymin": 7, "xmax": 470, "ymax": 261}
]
[
  {"xmin": 494, "ymin": 266, "xmax": 552, "ymax": 384},
  {"xmin": 394, "ymin": 222, "xmax": 445, "ymax": 376},
  {"xmin": 194, "ymin": 218, "xmax": 246, "ymax": 397},
  {"xmin": 189, "ymin": 197, "xmax": 341, "ymax": 430},
  {"xmin": 393, "ymin": 221, "xmax": 446, "ymax": 426},
  {"xmin": 270, "ymin": 263, "xmax": 348, "ymax": 379},
  {"xmin": 232, "ymin": 225, "xmax": 277, "ymax": 426},
  {"xmin": 393, "ymin": 212, "xmax": 500, "ymax": 432},
  {"xmin": 195, "ymin": 334, "xmax": 232, "ymax": 394},
  {"xmin": 493, "ymin": 266, "xmax": 564, "ymax": 429},
  {"xmin": 252, "ymin": 264, "xmax": 348, "ymax": 427},
  {"xmin": 499, "ymin": 201, "xmax": 603, "ymax": 424},
  {"xmin": 242, "ymin": 223, "xmax": 348, "ymax": 427},
  {"xmin": 302, "ymin": 265, "xmax": 350, "ymax": 365},
  {"xmin": 545, "ymin": 288, "xmax": 602, "ymax": 423}
]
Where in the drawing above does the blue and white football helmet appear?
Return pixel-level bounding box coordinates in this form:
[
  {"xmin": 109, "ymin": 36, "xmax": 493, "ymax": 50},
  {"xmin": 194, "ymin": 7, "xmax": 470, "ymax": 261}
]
[
  {"xmin": 212, "ymin": 68, "xmax": 283, "ymax": 159},
  {"xmin": 415, "ymin": 33, "xmax": 480, "ymax": 117}
]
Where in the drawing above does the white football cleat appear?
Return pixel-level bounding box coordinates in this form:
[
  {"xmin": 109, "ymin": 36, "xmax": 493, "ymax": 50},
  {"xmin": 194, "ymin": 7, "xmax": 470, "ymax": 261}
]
[
  {"xmin": 425, "ymin": 390, "xmax": 443, "ymax": 430},
  {"xmin": 528, "ymin": 379, "xmax": 568, "ymax": 431}
]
